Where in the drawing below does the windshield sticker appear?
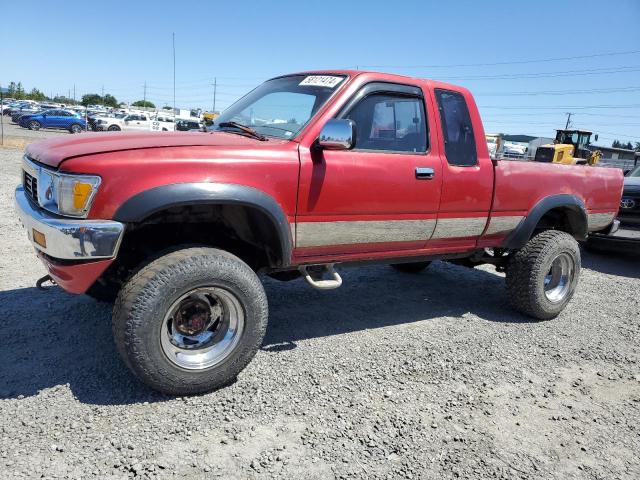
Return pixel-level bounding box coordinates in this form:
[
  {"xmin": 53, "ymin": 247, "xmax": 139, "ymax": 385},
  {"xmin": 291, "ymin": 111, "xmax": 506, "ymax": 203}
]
[{"xmin": 299, "ymin": 76, "xmax": 343, "ymax": 88}]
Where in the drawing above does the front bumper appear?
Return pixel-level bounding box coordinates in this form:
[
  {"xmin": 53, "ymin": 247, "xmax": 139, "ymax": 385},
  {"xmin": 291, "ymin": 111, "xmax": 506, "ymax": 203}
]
[{"xmin": 14, "ymin": 186, "xmax": 125, "ymax": 260}]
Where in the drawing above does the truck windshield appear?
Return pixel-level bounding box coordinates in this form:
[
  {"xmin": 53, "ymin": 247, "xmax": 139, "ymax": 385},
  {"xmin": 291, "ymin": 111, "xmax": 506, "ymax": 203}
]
[
  {"xmin": 628, "ymin": 165, "xmax": 640, "ymax": 177},
  {"xmin": 213, "ymin": 74, "xmax": 346, "ymax": 139}
]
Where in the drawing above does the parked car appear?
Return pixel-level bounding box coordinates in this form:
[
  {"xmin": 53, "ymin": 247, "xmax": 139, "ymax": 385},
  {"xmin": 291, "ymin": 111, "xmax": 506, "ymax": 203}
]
[
  {"xmin": 618, "ymin": 164, "xmax": 640, "ymax": 226},
  {"xmin": 14, "ymin": 70, "xmax": 623, "ymax": 395},
  {"xmin": 176, "ymin": 119, "xmax": 202, "ymax": 131},
  {"xmin": 19, "ymin": 109, "xmax": 86, "ymax": 133},
  {"xmin": 11, "ymin": 105, "xmax": 41, "ymax": 123},
  {"xmin": 92, "ymin": 113, "xmax": 131, "ymax": 131},
  {"xmin": 88, "ymin": 112, "xmax": 122, "ymax": 131}
]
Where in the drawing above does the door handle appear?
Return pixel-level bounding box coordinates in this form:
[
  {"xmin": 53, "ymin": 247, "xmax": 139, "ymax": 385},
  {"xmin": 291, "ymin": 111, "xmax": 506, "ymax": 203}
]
[{"xmin": 415, "ymin": 167, "xmax": 435, "ymax": 180}]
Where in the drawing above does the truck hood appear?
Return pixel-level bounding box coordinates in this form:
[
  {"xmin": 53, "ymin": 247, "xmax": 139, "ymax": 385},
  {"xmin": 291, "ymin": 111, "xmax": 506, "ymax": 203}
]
[{"xmin": 26, "ymin": 131, "xmax": 288, "ymax": 168}]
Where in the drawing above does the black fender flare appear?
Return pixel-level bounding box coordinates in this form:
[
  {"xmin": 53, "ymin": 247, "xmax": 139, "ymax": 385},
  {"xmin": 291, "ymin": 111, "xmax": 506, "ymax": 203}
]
[
  {"xmin": 113, "ymin": 182, "xmax": 292, "ymax": 266},
  {"xmin": 503, "ymin": 194, "xmax": 588, "ymax": 249}
]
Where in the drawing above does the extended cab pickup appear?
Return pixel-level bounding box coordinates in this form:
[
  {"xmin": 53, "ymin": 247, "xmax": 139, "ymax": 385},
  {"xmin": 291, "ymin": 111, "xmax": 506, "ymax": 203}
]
[{"xmin": 14, "ymin": 71, "xmax": 623, "ymax": 395}]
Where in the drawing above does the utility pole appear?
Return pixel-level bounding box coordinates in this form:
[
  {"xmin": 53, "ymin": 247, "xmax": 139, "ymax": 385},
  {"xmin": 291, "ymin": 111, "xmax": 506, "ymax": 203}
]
[
  {"xmin": 73, "ymin": 84, "xmax": 76, "ymax": 103},
  {"xmin": 172, "ymin": 32, "xmax": 176, "ymax": 121},
  {"xmin": 212, "ymin": 77, "xmax": 217, "ymax": 113},
  {"xmin": 564, "ymin": 112, "xmax": 572, "ymax": 129},
  {"xmin": 1, "ymin": 83, "xmax": 4, "ymax": 146},
  {"xmin": 143, "ymin": 81, "xmax": 147, "ymax": 106}
]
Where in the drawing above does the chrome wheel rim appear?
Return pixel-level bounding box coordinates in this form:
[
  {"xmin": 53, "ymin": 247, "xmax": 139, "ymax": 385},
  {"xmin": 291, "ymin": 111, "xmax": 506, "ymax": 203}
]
[
  {"xmin": 543, "ymin": 252, "xmax": 574, "ymax": 303},
  {"xmin": 160, "ymin": 287, "xmax": 244, "ymax": 370},
  {"xmin": 30, "ymin": 121, "xmax": 39, "ymax": 130}
]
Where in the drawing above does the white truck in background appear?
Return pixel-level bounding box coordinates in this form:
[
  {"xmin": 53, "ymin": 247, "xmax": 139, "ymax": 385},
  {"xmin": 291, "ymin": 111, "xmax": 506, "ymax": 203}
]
[{"xmin": 95, "ymin": 112, "xmax": 175, "ymax": 132}]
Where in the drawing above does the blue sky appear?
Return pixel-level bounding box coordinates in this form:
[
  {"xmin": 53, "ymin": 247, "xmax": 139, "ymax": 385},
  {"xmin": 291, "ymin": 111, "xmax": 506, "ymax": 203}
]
[{"xmin": 2, "ymin": 0, "xmax": 639, "ymax": 146}]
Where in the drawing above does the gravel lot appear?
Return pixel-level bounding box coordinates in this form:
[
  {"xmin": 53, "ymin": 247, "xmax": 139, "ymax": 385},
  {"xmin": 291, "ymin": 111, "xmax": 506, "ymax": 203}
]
[
  {"xmin": 1, "ymin": 120, "xmax": 67, "ymax": 149},
  {"xmin": 0, "ymin": 145, "xmax": 639, "ymax": 479}
]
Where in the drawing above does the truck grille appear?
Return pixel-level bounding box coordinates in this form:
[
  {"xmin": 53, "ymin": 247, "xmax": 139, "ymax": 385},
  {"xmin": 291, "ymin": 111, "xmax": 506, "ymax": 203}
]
[
  {"xmin": 534, "ymin": 147, "xmax": 554, "ymax": 163},
  {"xmin": 23, "ymin": 171, "xmax": 38, "ymax": 203}
]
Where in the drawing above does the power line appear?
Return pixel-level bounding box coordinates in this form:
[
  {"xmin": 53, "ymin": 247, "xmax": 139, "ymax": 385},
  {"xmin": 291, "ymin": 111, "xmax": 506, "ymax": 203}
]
[
  {"xmin": 479, "ymin": 103, "xmax": 640, "ymax": 110},
  {"xmin": 357, "ymin": 49, "xmax": 640, "ymax": 69},
  {"xmin": 437, "ymin": 65, "xmax": 640, "ymax": 81},
  {"xmin": 475, "ymin": 86, "xmax": 640, "ymax": 96}
]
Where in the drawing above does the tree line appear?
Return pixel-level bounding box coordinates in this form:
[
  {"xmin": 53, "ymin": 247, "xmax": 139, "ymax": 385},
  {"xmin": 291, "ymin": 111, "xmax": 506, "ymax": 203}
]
[
  {"xmin": 611, "ymin": 140, "xmax": 640, "ymax": 151},
  {"xmin": 3, "ymin": 81, "xmax": 156, "ymax": 109}
]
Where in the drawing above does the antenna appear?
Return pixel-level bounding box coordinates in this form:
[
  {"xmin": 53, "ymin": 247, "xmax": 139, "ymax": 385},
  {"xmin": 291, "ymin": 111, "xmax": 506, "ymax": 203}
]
[{"xmin": 172, "ymin": 32, "xmax": 176, "ymax": 125}]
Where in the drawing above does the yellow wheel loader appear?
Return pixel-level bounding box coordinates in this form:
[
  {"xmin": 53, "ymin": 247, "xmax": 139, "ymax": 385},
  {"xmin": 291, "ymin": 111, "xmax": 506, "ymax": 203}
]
[{"xmin": 534, "ymin": 129, "xmax": 601, "ymax": 166}]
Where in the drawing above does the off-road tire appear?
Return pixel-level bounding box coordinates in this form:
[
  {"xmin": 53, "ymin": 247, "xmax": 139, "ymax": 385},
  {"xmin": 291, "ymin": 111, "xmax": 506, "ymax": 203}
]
[
  {"xmin": 112, "ymin": 247, "xmax": 268, "ymax": 395},
  {"xmin": 391, "ymin": 261, "xmax": 432, "ymax": 273},
  {"xmin": 506, "ymin": 230, "xmax": 580, "ymax": 320}
]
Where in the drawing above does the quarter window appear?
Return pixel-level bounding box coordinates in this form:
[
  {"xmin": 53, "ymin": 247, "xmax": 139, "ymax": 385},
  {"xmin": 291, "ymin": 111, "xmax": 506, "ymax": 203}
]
[
  {"xmin": 345, "ymin": 94, "xmax": 427, "ymax": 153},
  {"xmin": 435, "ymin": 89, "xmax": 477, "ymax": 166}
]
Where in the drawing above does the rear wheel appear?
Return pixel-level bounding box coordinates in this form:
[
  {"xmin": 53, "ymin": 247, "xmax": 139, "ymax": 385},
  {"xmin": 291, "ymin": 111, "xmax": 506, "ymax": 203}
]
[
  {"xmin": 506, "ymin": 230, "xmax": 580, "ymax": 320},
  {"xmin": 391, "ymin": 261, "xmax": 432, "ymax": 273},
  {"xmin": 113, "ymin": 247, "xmax": 268, "ymax": 395},
  {"xmin": 107, "ymin": 125, "xmax": 121, "ymax": 131},
  {"xmin": 69, "ymin": 123, "xmax": 82, "ymax": 134},
  {"xmin": 28, "ymin": 120, "xmax": 41, "ymax": 131}
]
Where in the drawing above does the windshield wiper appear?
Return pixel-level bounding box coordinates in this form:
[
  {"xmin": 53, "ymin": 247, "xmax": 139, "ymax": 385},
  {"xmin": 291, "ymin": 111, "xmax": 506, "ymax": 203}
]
[{"xmin": 217, "ymin": 121, "xmax": 267, "ymax": 141}]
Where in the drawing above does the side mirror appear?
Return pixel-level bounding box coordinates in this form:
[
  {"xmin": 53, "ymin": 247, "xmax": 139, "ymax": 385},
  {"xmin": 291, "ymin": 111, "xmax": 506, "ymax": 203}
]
[
  {"xmin": 594, "ymin": 134, "xmax": 599, "ymax": 142},
  {"xmin": 318, "ymin": 119, "xmax": 355, "ymax": 150}
]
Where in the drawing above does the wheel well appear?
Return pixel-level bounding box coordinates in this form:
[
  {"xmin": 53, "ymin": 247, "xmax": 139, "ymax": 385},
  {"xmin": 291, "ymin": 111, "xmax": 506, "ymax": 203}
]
[
  {"xmin": 504, "ymin": 196, "xmax": 588, "ymax": 250},
  {"xmin": 534, "ymin": 207, "xmax": 584, "ymax": 237},
  {"xmin": 99, "ymin": 203, "xmax": 287, "ymax": 289}
]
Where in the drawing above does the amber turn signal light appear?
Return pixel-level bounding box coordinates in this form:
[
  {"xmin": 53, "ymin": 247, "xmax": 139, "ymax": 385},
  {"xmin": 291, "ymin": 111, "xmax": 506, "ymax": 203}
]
[{"xmin": 33, "ymin": 229, "xmax": 47, "ymax": 248}]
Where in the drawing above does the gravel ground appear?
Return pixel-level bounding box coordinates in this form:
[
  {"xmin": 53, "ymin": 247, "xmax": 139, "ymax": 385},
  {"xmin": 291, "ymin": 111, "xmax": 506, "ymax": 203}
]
[
  {"xmin": 0, "ymin": 147, "xmax": 639, "ymax": 479},
  {"xmin": 0, "ymin": 119, "xmax": 68, "ymax": 149}
]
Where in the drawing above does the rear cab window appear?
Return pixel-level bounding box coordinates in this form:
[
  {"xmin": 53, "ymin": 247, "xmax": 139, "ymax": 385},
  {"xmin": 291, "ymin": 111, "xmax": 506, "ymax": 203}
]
[{"xmin": 435, "ymin": 89, "xmax": 477, "ymax": 166}]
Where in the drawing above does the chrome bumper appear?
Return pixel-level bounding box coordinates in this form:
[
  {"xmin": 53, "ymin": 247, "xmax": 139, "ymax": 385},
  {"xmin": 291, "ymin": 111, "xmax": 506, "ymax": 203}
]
[{"xmin": 14, "ymin": 186, "xmax": 124, "ymax": 260}]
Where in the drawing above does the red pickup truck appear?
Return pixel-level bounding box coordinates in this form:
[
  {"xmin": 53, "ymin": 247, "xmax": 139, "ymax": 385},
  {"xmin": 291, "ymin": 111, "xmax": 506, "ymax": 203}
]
[{"xmin": 15, "ymin": 71, "xmax": 623, "ymax": 395}]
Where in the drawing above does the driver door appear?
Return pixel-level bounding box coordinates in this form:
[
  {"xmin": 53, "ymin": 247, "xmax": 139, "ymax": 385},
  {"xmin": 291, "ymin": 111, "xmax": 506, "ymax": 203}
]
[{"xmin": 295, "ymin": 82, "xmax": 442, "ymax": 258}]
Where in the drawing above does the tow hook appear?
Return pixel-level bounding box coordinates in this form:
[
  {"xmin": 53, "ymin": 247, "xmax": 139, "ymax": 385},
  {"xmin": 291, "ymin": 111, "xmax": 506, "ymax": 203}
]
[
  {"xmin": 299, "ymin": 264, "xmax": 342, "ymax": 290},
  {"xmin": 36, "ymin": 274, "xmax": 56, "ymax": 290}
]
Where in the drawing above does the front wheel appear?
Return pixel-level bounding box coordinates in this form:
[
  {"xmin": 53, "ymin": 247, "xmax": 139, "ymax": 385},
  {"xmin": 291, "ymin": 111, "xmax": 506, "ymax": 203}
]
[
  {"xmin": 69, "ymin": 123, "xmax": 82, "ymax": 134},
  {"xmin": 28, "ymin": 120, "xmax": 41, "ymax": 131},
  {"xmin": 107, "ymin": 125, "xmax": 121, "ymax": 131},
  {"xmin": 113, "ymin": 247, "xmax": 268, "ymax": 395},
  {"xmin": 506, "ymin": 230, "xmax": 580, "ymax": 320}
]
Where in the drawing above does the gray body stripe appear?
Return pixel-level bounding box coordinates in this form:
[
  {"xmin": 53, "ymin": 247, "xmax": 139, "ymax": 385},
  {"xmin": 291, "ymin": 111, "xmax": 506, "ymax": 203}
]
[
  {"xmin": 587, "ymin": 212, "xmax": 616, "ymax": 231},
  {"xmin": 294, "ymin": 215, "xmax": 523, "ymax": 248},
  {"xmin": 431, "ymin": 217, "xmax": 488, "ymax": 240},
  {"xmin": 485, "ymin": 215, "xmax": 525, "ymax": 235},
  {"xmin": 296, "ymin": 219, "xmax": 437, "ymax": 248}
]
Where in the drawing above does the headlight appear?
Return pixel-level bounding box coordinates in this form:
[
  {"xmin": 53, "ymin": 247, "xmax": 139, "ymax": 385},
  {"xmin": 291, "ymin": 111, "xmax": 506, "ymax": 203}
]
[{"xmin": 26, "ymin": 160, "xmax": 101, "ymax": 218}]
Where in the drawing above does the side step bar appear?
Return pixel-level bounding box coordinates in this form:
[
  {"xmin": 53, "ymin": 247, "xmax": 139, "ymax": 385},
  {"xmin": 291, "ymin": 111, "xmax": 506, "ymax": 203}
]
[{"xmin": 299, "ymin": 264, "xmax": 342, "ymax": 290}]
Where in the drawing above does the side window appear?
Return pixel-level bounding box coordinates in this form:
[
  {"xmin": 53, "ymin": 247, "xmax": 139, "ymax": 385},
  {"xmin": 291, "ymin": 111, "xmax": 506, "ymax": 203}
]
[
  {"xmin": 435, "ymin": 89, "xmax": 477, "ymax": 166},
  {"xmin": 345, "ymin": 94, "xmax": 427, "ymax": 153}
]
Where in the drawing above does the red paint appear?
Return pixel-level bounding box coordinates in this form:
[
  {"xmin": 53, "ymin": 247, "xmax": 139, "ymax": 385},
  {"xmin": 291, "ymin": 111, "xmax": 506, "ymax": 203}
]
[
  {"xmin": 39, "ymin": 254, "xmax": 113, "ymax": 294},
  {"xmin": 24, "ymin": 70, "xmax": 624, "ymax": 294}
]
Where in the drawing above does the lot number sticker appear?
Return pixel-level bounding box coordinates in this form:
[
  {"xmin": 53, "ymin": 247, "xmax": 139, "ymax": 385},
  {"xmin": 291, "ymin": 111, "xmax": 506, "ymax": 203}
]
[{"xmin": 299, "ymin": 76, "xmax": 343, "ymax": 88}]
